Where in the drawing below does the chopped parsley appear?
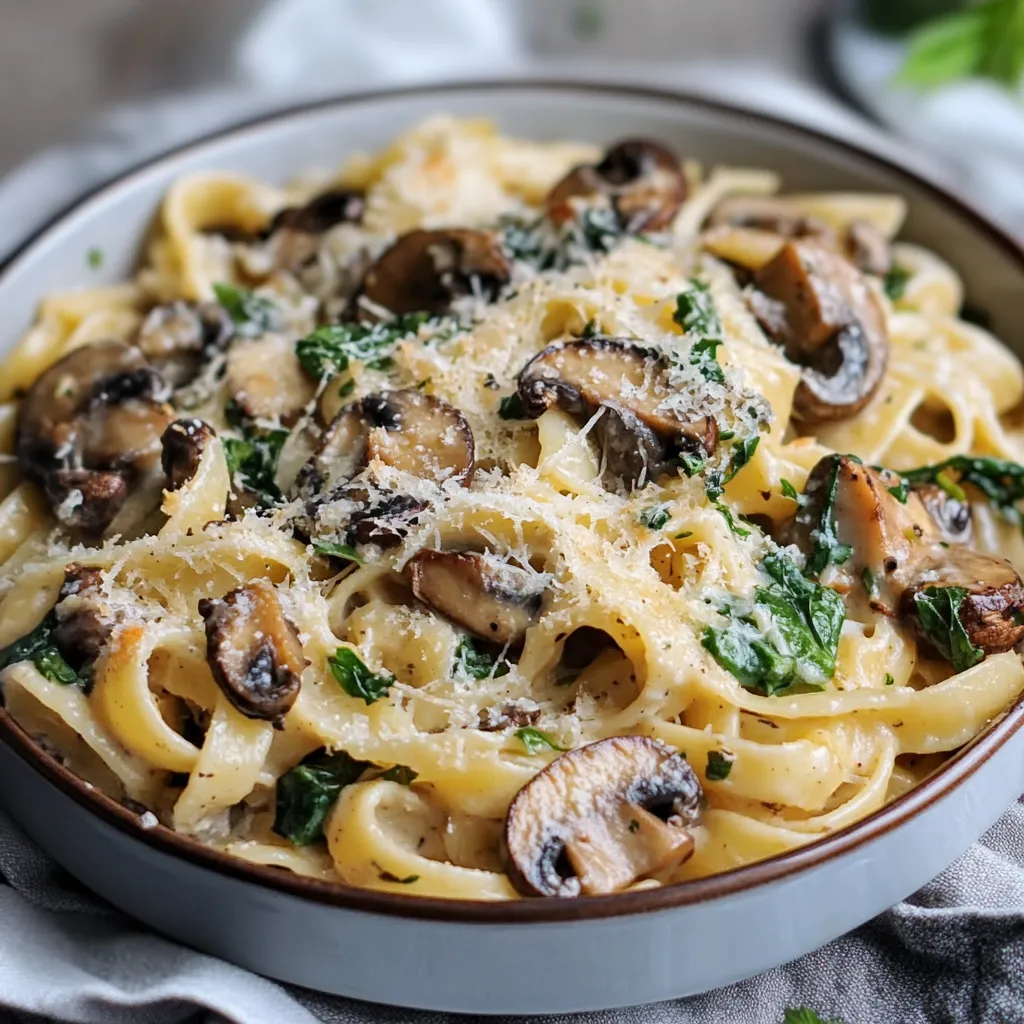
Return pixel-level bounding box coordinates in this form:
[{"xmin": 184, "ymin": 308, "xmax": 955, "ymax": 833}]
[
  {"xmin": 784, "ymin": 1011, "xmax": 842, "ymax": 1024},
  {"xmin": 498, "ymin": 392, "xmax": 528, "ymax": 420},
  {"xmin": 673, "ymin": 280, "xmax": 723, "ymax": 337},
  {"xmin": 885, "ymin": 673, "xmax": 895, "ymax": 686},
  {"xmin": 628, "ymin": 818, "xmax": 640, "ymax": 833},
  {"xmin": 453, "ymin": 635, "xmax": 510, "ymax": 680},
  {"xmin": 886, "ymin": 477, "xmax": 910, "ymax": 504},
  {"xmin": 328, "ymin": 647, "xmax": 395, "ymax": 705},
  {"xmin": 639, "ymin": 503, "xmax": 672, "ymax": 530},
  {"xmin": 723, "ymin": 436, "xmax": 760, "ymax": 485},
  {"xmin": 911, "ymin": 586, "xmax": 985, "ymax": 672},
  {"xmin": 0, "ymin": 613, "xmax": 81, "ymax": 687},
  {"xmin": 213, "ymin": 282, "xmax": 278, "ymax": 336},
  {"xmin": 680, "ymin": 450, "xmax": 707, "ymax": 477},
  {"xmin": 862, "ymin": 566, "xmax": 877, "ymax": 597},
  {"xmin": 272, "ymin": 748, "xmax": 367, "ymax": 846},
  {"xmin": 498, "ymin": 209, "xmax": 628, "ymax": 272},
  {"xmin": 515, "ymin": 727, "xmax": 566, "ymax": 755},
  {"xmin": 713, "ymin": 502, "xmax": 751, "ymax": 538},
  {"xmin": 295, "ymin": 314, "xmax": 440, "ymax": 380},
  {"xmin": 223, "ymin": 426, "xmax": 288, "ymax": 508},
  {"xmin": 312, "ymin": 540, "xmax": 363, "ymax": 564},
  {"xmin": 689, "ymin": 338, "xmax": 725, "ymax": 385},
  {"xmin": 702, "ymin": 552, "xmax": 845, "ymax": 696},
  {"xmin": 883, "ymin": 264, "xmax": 911, "ymax": 301},
  {"xmin": 705, "ymin": 749, "xmax": 735, "ymax": 781}
]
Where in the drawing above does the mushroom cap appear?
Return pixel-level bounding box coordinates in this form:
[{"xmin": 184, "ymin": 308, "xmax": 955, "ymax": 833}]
[
  {"xmin": 408, "ymin": 549, "xmax": 545, "ymax": 646},
  {"xmin": 198, "ymin": 580, "xmax": 308, "ymax": 723},
  {"xmin": 358, "ymin": 229, "xmax": 511, "ymax": 317},
  {"xmin": 750, "ymin": 239, "xmax": 889, "ymax": 423},
  {"xmin": 504, "ymin": 736, "xmax": 702, "ymax": 897},
  {"xmin": 161, "ymin": 418, "xmax": 216, "ymax": 492},
  {"xmin": 546, "ymin": 139, "xmax": 687, "ymax": 233},
  {"xmin": 136, "ymin": 300, "xmax": 234, "ymax": 387},
  {"xmin": 267, "ymin": 189, "xmax": 365, "ymax": 236}
]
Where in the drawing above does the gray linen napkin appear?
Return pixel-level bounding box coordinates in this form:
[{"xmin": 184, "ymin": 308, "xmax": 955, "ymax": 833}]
[{"xmin": 2, "ymin": 800, "xmax": 1023, "ymax": 1024}]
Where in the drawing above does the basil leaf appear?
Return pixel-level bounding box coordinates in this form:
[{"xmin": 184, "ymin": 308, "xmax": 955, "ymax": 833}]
[
  {"xmin": 516, "ymin": 727, "xmax": 566, "ymax": 755},
  {"xmin": 328, "ymin": 647, "xmax": 395, "ymax": 705},
  {"xmin": 0, "ymin": 612, "xmax": 81, "ymax": 687},
  {"xmin": 272, "ymin": 749, "xmax": 367, "ymax": 846},
  {"xmin": 213, "ymin": 283, "xmax": 278, "ymax": 336},
  {"xmin": 453, "ymin": 636, "xmax": 510, "ymax": 680},
  {"xmin": 912, "ymin": 586, "xmax": 985, "ymax": 672},
  {"xmin": 705, "ymin": 749, "xmax": 735, "ymax": 781}
]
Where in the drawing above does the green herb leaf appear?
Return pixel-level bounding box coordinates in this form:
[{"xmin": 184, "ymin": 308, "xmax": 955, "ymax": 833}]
[
  {"xmin": 273, "ymin": 748, "xmax": 367, "ymax": 845},
  {"xmin": 639, "ymin": 503, "xmax": 672, "ymax": 530},
  {"xmin": 895, "ymin": 6, "xmax": 989, "ymax": 88},
  {"xmin": 337, "ymin": 379, "xmax": 356, "ymax": 398},
  {"xmin": 689, "ymin": 338, "xmax": 725, "ymax": 385},
  {"xmin": 724, "ymin": 436, "xmax": 760, "ymax": 485},
  {"xmin": 379, "ymin": 871, "xmax": 420, "ymax": 884},
  {"xmin": 213, "ymin": 282, "xmax": 278, "ymax": 336},
  {"xmin": 718, "ymin": 429, "xmax": 736, "ymax": 441},
  {"xmin": 295, "ymin": 314, "xmax": 436, "ymax": 380},
  {"xmin": 713, "ymin": 501, "xmax": 750, "ymax": 538},
  {"xmin": 498, "ymin": 392, "xmax": 528, "ymax": 420},
  {"xmin": 783, "ymin": 1010, "xmax": 842, "ymax": 1024},
  {"xmin": 780, "ymin": 478, "xmax": 800, "ymax": 502},
  {"xmin": 516, "ymin": 727, "xmax": 566, "ymax": 755},
  {"xmin": 223, "ymin": 427, "xmax": 289, "ymax": 508},
  {"xmin": 673, "ymin": 281, "xmax": 723, "ymax": 337},
  {"xmin": 680, "ymin": 451, "xmax": 707, "ymax": 477},
  {"xmin": 883, "ymin": 264, "xmax": 911, "ymax": 300},
  {"xmin": 912, "ymin": 586, "xmax": 985, "ymax": 672},
  {"xmin": 887, "ymin": 478, "xmax": 910, "ymax": 504},
  {"xmin": 862, "ymin": 565, "xmax": 877, "ymax": 597},
  {"xmin": 580, "ymin": 318, "xmax": 599, "ymax": 338},
  {"xmin": 935, "ymin": 469, "xmax": 967, "ymax": 502},
  {"xmin": 0, "ymin": 612, "xmax": 82, "ymax": 687},
  {"xmin": 897, "ymin": 454, "xmax": 1024, "ymax": 527},
  {"xmin": 86, "ymin": 247, "xmax": 104, "ymax": 270},
  {"xmin": 805, "ymin": 455, "xmax": 854, "ymax": 577},
  {"xmin": 312, "ymin": 540, "xmax": 364, "ymax": 564},
  {"xmin": 379, "ymin": 765, "xmax": 418, "ymax": 785},
  {"xmin": 705, "ymin": 749, "xmax": 735, "ymax": 781},
  {"xmin": 885, "ymin": 673, "xmax": 895, "ymax": 686},
  {"xmin": 453, "ymin": 635, "xmax": 510, "ymax": 680},
  {"xmin": 328, "ymin": 647, "xmax": 395, "ymax": 705}
]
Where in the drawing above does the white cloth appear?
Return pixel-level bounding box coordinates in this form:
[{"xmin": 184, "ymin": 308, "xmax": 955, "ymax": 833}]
[{"xmin": 2, "ymin": 3, "xmax": 1023, "ymax": 1022}]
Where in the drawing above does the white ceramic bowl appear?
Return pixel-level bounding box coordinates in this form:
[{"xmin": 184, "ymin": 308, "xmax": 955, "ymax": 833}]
[{"xmin": 2, "ymin": 81, "xmax": 1024, "ymax": 1016}]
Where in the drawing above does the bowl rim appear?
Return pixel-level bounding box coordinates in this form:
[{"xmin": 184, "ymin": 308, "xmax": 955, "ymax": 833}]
[{"xmin": 2, "ymin": 77, "xmax": 1024, "ymax": 925}]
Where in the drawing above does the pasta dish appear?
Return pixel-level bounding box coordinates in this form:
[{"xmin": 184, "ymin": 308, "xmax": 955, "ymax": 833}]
[{"xmin": 2, "ymin": 118, "xmax": 1023, "ymax": 900}]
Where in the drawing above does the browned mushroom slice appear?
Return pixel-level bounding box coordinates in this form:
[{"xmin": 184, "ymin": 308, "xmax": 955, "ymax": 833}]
[
  {"xmin": 913, "ymin": 483, "xmax": 972, "ymax": 545},
  {"xmin": 547, "ymin": 140, "xmax": 687, "ymax": 233},
  {"xmin": 843, "ymin": 219, "xmax": 892, "ymax": 278},
  {"xmin": 293, "ymin": 404, "xmax": 368, "ymax": 502},
  {"xmin": 346, "ymin": 493, "xmax": 430, "ymax": 545},
  {"xmin": 592, "ymin": 400, "xmax": 673, "ymax": 492},
  {"xmin": 518, "ymin": 338, "xmax": 716, "ymax": 455},
  {"xmin": 364, "ymin": 391, "xmax": 475, "ymax": 485},
  {"xmin": 53, "ymin": 563, "xmax": 117, "ymax": 668},
  {"xmin": 706, "ymin": 195, "xmax": 835, "ymax": 242},
  {"xmin": 359, "ymin": 229, "xmax": 511, "ymax": 317},
  {"xmin": 225, "ymin": 334, "xmax": 315, "ymax": 427},
  {"xmin": 901, "ymin": 548, "xmax": 1024, "ymax": 661},
  {"xmin": 408, "ymin": 550, "xmax": 545, "ymax": 646},
  {"xmin": 161, "ymin": 418, "xmax": 216, "ymax": 491},
  {"xmin": 136, "ymin": 300, "xmax": 234, "ymax": 387},
  {"xmin": 267, "ymin": 189, "xmax": 365, "ymax": 236},
  {"xmin": 16, "ymin": 341, "xmax": 176, "ymax": 534},
  {"xmin": 198, "ymin": 580, "xmax": 307, "ymax": 724},
  {"xmin": 503, "ymin": 736, "xmax": 702, "ymax": 897},
  {"xmin": 749, "ymin": 239, "xmax": 888, "ymax": 423}
]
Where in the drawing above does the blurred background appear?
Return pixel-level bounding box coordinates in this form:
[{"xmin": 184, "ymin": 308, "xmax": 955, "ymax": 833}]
[{"xmin": 2, "ymin": 0, "xmax": 1023, "ymax": 244}]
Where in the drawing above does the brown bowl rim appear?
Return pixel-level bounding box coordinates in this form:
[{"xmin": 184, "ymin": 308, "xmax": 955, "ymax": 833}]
[{"xmin": 2, "ymin": 77, "xmax": 1024, "ymax": 925}]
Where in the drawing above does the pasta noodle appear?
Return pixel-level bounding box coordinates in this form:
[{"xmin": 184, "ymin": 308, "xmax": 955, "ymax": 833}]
[{"xmin": 2, "ymin": 116, "xmax": 1024, "ymax": 901}]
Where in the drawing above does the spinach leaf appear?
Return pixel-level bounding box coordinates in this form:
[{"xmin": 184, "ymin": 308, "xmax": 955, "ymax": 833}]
[
  {"xmin": 723, "ymin": 436, "xmax": 760, "ymax": 485},
  {"xmin": 328, "ymin": 647, "xmax": 395, "ymax": 704},
  {"xmin": 273, "ymin": 748, "xmax": 368, "ymax": 846},
  {"xmin": 804, "ymin": 455, "xmax": 854, "ymax": 578},
  {"xmin": 705, "ymin": 749, "xmax": 735, "ymax": 781},
  {"xmin": 312, "ymin": 540, "xmax": 363, "ymax": 564},
  {"xmin": 295, "ymin": 314, "xmax": 447, "ymax": 380},
  {"xmin": 638, "ymin": 503, "xmax": 672, "ymax": 530},
  {"xmin": 883, "ymin": 265, "xmax": 911, "ymax": 300},
  {"xmin": 498, "ymin": 209, "xmax": 627, "ymax": 272},
  {"xmin": 516, "ymin": 727, "xmax": 566, "ymax": 755},
  {"xmin": 0, "ymin": 612, "xmax": 81, "ymax": 687},
  {"xmin": 223, "ymin": 427, "xmax": 288, "ymax": 508},
  {"xmin": 213, "ymin": 283, "xmax": 278, "ymax": 336},
  {"xmin": 702, "ymin": 552, "xmax": 845, "ymax": 696},
  {"xmin": 498, "ymin": 393, "xmax": 528, "ymax": 420},
  {"xmin": 911, "ymin": 586, "xmax": 985, "ymax": 672},
  {"xmin": 713, "ymin": 501, "xmax": 751, "ymax": 538},
  {"xmin": 896, "ymin": 454, "xmax": 1024, "ymax": 527},
  {"xmin": 453, "ymin": 635, "xmax": 510, "ymax": 680},
  {"xmin": 784, "ymin": 1010, "xmax": 842, "ymax": 1024},
  {"xmin": 673, "ymin": 280, "xmax": 723, "ymax": 337}
]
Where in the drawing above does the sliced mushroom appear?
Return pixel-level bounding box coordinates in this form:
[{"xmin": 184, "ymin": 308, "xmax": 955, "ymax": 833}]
[
  {"xmin": 136, "ymin": 300, "xmax": 234, "ymax": 387},
  {"xmin": 358, "ymin": 229, "xmax": 511, "ymax": 317},
  {"xmin": 198, "ymin": 580, "xmax": 307, "ymax": 724},
  {"xmin": 913, "ymin": 483, "xmax": 972, "ymax": 545},
  {"xmin": 267, "ymin": 189, "xmax": 365, "ymax": 236},
  {"xmin": 843, "ymin": 219, "xmax": 892, "ymax": 278},
  {"xmin": 53, "ymin": 563, "xmax": 116, "ymax": 669},
  {"xmin": 546, "ymin": 140, "xmax": 687, "ymax": 233},
  {"xmin": 791, "ymin": 455, "xmax": 1024, "ymax": 660},
  {"xmin": 224, "ymin": 334, "xmax": 315, "ymax": 427},
  {"xmin": 902, "ymin": 548, "xmax": 1024, "ymax": 658},
  {"xmin": 706, "ymin": 195, "xmax": 834, "ymax": 242},
  {"xmin": 293, "ymin": 403, "xmax": 369, "ymax": 502},
  {"xmin": 16, "ymin": 341, "xmax": 176, "ymax": 534},
  {"xmin": 408, "ymin": 550, "xmax": 545, "ymax": 646},
  {"xmin": 592, "ymin": 400, "xmax": 673, "ymax": 492},
  {"xmin": 518, "ymin": 338, "xmax": 717, "ymax": 464},
  {"xmin": 346, "ymin": 492, "xmax": 430, "ymax": 546},
  {"xmin": 504, "ymin": 736, "xmax": 701, "ymax": 897},
  {"xmin": 161, "ymin": 418, "xmax": 216, "ymax": 492},
  {"xmin": 749, "ymin": 239, "xmax": 888, "ymax": 423}
]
